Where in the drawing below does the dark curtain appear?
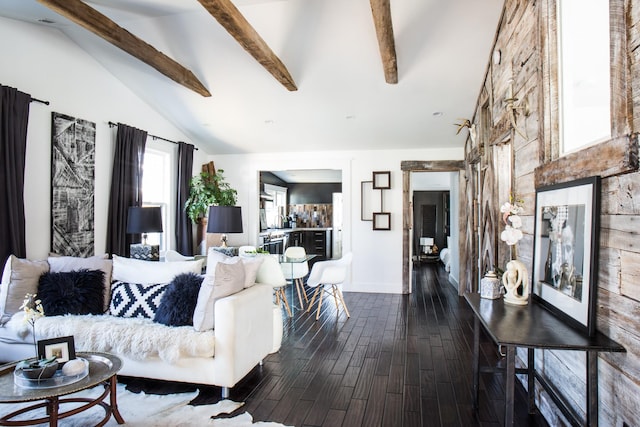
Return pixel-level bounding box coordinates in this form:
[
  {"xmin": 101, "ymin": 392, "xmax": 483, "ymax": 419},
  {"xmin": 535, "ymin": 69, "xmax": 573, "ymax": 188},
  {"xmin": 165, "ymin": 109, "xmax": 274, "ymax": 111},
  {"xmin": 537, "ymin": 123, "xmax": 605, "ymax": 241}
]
[
  {"xmin": 106, "ymin": 123, "xmax": 147, "ymax": 257},
  {"xmin": 175, "ymin": 142, "xmax": 194, "ymax": 255},
  {"xmin": 0, "ymin": 85, "xmax": 31, "ymax": 268}
]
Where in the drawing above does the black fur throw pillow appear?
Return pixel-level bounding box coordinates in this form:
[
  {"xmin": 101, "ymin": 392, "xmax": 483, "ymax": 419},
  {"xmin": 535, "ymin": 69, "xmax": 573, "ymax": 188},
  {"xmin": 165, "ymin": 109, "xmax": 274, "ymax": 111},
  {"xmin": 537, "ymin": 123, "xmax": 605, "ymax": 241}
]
[
  {"xmin": 154, "ymin": 273, "xmax": 203, "ymax": 327},
  {"xmin": 38, "ymin": 269, "xmax": 105, "ymax": 316}
]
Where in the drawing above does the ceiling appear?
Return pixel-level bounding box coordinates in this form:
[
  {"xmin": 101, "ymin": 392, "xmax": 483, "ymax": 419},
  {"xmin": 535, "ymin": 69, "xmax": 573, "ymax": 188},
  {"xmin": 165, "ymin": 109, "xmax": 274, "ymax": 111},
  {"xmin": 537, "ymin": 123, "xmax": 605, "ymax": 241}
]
[{"xmin": 1, "ymin": 0, "xmax": 504, "ymax": 155}]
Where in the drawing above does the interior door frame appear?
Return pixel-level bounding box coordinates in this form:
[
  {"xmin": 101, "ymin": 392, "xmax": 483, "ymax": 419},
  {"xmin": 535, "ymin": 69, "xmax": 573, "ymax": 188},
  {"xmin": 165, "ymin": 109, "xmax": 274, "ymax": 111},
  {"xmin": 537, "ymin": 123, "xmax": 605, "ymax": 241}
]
[{"xmin": 401, "ymin": 160, "xmax": 465, "ymax": 294}]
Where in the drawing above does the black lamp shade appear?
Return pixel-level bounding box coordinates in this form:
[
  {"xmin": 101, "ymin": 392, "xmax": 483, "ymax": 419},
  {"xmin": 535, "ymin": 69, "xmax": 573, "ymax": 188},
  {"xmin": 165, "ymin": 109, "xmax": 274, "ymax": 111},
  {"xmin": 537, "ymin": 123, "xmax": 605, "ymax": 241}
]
[
  {"xmin": 127, "ymin": 206, "xmax": 163, "ymax": 234},
  {"xmin": 207, "ymin": 206, "xmax": 243, "ymax": 234}
]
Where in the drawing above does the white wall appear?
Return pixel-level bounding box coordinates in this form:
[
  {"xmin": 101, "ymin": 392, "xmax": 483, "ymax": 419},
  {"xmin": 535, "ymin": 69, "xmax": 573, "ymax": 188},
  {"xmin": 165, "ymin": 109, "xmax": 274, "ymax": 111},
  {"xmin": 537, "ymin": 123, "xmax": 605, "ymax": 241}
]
[
  {"xmin": 0, "ymin": 17, "xmax": 204, "ymax": 259},
  {"xmin": 211, "ymin": 148, "xmax": 463, "ymax": 294}
]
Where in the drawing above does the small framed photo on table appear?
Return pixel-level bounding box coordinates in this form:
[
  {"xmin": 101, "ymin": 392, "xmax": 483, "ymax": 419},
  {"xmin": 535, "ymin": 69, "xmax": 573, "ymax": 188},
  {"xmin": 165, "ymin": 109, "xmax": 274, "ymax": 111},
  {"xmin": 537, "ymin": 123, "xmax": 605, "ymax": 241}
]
[{"xmin": 38, "ymin": 336, "xmax": 76, "ymax": 365}]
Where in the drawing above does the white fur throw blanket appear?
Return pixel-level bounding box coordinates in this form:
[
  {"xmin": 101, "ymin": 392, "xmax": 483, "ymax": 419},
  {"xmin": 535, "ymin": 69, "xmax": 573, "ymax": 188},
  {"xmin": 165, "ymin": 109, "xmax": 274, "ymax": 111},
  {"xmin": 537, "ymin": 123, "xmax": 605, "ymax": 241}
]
[{"xmin": 7, "ymin": 312, "xmax": 215, "ymax": 364}]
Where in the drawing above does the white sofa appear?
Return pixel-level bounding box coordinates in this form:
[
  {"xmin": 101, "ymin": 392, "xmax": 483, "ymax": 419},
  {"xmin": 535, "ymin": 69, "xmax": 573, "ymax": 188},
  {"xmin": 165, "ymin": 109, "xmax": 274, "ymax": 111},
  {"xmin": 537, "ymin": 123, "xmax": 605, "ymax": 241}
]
[{"xmin": 0, "ymin": 252, "xmax": 282, "ymax": 398}]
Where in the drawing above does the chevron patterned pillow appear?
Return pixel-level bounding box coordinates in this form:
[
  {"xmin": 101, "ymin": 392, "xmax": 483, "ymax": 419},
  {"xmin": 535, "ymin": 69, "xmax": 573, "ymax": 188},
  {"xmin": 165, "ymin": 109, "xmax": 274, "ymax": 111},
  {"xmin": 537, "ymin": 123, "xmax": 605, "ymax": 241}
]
[{"xmin": 109, "ymin": 281, "xmax": 168, "ymax": 319}]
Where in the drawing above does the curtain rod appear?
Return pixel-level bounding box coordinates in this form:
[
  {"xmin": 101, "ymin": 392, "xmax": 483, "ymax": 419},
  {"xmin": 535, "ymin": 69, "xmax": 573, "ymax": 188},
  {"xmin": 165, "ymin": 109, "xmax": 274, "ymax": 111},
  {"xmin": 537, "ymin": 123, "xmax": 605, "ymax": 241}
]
[
  {"xmin": 108, "ymin": 121, "xmax": 197, "ymax": 150},
  {"xmin": 30, "ymin": 97, "xmax": 49, "ymax": 105}
]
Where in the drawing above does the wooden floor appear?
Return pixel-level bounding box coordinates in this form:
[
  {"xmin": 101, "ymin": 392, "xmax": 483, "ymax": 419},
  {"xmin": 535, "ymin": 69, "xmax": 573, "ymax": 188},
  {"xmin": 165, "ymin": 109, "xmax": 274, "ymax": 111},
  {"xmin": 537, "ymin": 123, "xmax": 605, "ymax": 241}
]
[
  {"xmin": 139, "ymin": 263, "xmax": 549, "ymax": 426},
  {"xmin": 192, "ymin": 263, "xmax": 548, "ymax": 427}
]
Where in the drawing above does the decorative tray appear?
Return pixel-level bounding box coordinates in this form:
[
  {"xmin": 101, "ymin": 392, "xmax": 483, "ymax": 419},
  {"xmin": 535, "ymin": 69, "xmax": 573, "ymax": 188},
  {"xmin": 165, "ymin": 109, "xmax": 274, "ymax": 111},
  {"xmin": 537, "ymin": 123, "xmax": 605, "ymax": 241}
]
[{"xmin": 14, "ymin": 357, "xmax": 89, "ymax": 389}]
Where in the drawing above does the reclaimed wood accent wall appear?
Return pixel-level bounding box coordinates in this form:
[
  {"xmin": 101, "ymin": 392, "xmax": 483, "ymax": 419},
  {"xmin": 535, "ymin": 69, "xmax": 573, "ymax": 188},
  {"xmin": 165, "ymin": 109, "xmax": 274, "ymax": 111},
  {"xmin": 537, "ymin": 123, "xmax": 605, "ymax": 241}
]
[{"xmin": 462, "ymin": 0, "xmax": 640, "ymax": 424}]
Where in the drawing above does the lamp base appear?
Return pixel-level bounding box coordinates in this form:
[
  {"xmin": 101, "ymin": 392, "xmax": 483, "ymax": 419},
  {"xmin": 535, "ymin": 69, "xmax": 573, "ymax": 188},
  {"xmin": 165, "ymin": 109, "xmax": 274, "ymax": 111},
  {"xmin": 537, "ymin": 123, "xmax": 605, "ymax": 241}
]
[{"xmin": 130, "ymin": 243, "xmax": 159, "ymax": 261}]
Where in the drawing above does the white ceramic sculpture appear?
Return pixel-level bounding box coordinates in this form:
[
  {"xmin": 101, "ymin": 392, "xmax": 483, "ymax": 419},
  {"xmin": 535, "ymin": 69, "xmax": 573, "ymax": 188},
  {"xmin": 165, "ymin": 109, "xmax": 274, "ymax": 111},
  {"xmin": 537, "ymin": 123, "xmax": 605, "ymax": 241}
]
[{"xmin": 502, "ymin": 259, "xmax": 529, "ymax": 305}]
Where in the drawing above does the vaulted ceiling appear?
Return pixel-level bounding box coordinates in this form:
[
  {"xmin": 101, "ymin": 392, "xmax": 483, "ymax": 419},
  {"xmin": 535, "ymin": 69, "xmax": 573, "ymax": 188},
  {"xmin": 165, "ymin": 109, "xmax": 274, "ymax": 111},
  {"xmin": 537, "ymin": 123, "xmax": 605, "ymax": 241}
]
[{"xmin": 1, "ymin": 0, "xmax": 504, "ymax": 154}]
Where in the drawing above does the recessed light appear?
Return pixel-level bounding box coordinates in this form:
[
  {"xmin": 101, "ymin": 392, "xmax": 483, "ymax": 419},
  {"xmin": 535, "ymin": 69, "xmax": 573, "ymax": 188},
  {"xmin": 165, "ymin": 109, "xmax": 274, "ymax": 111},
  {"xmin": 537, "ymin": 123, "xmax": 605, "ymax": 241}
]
[{"xmin": 432, "ymin": 111, "xmax": 444, "ymax": 117}]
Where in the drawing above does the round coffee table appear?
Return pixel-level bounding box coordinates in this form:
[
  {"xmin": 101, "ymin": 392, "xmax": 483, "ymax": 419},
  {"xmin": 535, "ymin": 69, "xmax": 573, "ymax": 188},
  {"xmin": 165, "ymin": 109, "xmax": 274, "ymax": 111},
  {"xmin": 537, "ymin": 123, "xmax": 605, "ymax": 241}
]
[{"xmin": 0, "ymin": 352, "xmax": 124, "ymax": 427}]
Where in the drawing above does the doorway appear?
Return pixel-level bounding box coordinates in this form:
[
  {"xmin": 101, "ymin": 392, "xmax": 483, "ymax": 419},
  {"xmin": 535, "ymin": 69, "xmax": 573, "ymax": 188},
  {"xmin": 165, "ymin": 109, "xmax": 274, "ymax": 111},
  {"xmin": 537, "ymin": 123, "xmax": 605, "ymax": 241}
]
[{"xmin": 401, "ymin": 161, "xmax": 464, "ymax": 294}]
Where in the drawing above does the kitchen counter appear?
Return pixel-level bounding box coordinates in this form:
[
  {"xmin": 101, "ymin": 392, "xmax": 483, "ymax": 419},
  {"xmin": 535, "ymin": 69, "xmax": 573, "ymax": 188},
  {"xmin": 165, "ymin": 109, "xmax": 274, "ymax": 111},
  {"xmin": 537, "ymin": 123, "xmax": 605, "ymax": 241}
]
[
  {"xmin": 259, "ymin": 228, "xmax": 333, "ymax": 259},
  {"xmin": 261, "ymin": 227, "xmax": 332, "ymax": 234}
]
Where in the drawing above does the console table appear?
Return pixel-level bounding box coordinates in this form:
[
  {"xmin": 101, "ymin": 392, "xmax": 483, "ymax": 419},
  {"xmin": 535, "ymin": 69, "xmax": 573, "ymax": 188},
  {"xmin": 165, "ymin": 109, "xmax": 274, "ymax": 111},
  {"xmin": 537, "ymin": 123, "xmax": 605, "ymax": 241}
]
[{"xmin": 464, "ymin": 293, "xmax": 625, "ymax": 426}]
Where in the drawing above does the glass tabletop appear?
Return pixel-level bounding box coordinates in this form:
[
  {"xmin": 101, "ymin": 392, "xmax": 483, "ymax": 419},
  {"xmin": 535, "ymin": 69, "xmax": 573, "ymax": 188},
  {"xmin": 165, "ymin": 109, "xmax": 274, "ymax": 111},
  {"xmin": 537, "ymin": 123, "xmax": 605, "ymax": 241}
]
[{"xmin": 278, "ymin": 254, "xmax": 316, "ymax": 263}]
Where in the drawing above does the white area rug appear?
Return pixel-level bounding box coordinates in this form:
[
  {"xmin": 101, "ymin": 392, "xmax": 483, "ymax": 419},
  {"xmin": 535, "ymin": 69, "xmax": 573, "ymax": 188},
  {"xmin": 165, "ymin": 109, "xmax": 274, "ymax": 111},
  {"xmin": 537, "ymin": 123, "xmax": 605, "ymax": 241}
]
[{"xmin": 0, "ymin": 383, "xmax": 290, "ymax": 426}]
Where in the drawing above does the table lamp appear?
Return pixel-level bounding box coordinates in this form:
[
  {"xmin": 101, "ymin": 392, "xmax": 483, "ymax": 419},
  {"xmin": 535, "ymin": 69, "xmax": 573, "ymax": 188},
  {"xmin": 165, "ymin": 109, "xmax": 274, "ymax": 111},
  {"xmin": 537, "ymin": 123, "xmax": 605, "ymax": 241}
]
[
  {"xmin": 207, "ymin": 206, "xmax": 243, "ymax": 247},
  {"xmin": 127, "ymin": 206, "xmax": 163, "ymax": 260},
  {"xmin": 420, "ymin": 237, "xmax": 434, "ymax": 254}
]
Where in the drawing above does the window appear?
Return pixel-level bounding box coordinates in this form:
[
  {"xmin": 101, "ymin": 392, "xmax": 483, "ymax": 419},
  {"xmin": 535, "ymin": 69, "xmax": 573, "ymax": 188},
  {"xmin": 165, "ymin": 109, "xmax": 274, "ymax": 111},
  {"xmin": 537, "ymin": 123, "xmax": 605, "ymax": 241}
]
[
  {"xmin": 557, "ymin": 0, "xmax": 611, "ymax": 154},
  {"xmin": 264, "ymin": 184, "xmax": 287, "ymax": 228},
  {"xmin": 142, "ymin": 145, "xmax": 173, "ymax": 251}
]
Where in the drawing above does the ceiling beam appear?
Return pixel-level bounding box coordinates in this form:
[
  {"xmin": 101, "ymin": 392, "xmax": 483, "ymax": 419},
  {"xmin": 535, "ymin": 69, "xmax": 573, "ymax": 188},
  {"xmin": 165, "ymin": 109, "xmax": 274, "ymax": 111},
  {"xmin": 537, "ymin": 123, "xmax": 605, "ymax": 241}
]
[
  {"xmin": 37, "ymin": 0, "xmax": 211, "ymax": 97},
  {"xmin": 197, "ymin": 0, "xmax": 297, "ymax": 91},
  {"xmin": 370, "ymin": 0, "xmax": 398, "ymax": 84}
]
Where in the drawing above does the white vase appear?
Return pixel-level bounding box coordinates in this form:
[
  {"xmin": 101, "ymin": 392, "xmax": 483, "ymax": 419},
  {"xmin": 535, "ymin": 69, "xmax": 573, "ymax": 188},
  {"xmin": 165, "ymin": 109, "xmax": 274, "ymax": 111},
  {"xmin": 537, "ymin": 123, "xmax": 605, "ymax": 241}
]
[
  {"xmin": 502, "ymin": 259, "xmax": 530, "ymax": 305},
  {"xmin": 480, "ymin": 271, "xmax": 502, "ymax": 299}
]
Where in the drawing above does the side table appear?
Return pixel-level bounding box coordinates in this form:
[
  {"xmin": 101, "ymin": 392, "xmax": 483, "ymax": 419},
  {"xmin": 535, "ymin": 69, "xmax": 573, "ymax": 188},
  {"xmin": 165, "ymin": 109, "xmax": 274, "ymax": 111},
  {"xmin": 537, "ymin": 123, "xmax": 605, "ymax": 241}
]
[{"xmin": 0, "ymin": 352, "xmax": 124, "ymax": 427}]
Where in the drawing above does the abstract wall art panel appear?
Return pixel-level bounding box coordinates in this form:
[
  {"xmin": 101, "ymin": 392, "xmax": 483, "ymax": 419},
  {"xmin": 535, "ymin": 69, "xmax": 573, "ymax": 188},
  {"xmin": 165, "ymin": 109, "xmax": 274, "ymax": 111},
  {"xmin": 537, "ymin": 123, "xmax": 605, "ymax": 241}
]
[{"xmin": 51, "ymin": 112, "xmax": 96, "ymax": 256}]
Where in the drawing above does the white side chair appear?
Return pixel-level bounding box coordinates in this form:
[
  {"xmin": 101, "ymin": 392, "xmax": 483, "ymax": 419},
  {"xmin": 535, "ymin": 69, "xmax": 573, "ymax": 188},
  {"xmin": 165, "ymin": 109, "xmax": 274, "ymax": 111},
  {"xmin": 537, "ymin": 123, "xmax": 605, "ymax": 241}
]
[
  {"xmin": 306, "ymin": 252, "xmax": 352, "ymax": 320},
  {"xmin": 256, "ymin": 254, "xmax": 292, "ymax": 317},
  {"xmin": 281, "ymin": 246, "xmax": 309, "ymax": 310}
]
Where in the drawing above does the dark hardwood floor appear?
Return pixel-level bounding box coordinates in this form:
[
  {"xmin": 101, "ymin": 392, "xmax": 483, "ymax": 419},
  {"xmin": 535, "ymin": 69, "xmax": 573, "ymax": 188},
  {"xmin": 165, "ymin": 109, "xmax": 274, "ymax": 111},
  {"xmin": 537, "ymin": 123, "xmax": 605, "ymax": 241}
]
[
  {"xmin": 207, "ymin": 263, "xmax": 548, "ymax": 427},
  {"xmin": 128, "ymin": 263, "xmax": 549, "ymax": 426}
]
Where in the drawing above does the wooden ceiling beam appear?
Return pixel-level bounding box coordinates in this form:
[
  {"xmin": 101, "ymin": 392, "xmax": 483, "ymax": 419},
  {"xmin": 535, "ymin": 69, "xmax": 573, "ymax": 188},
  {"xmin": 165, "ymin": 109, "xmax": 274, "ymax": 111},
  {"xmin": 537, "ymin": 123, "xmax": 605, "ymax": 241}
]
[
  {"xmin": 37, "ymin": 0, "xmax": 211, "ymax": 97},
  {"xmin": 370, "ymin": 0, "xmax": 398, "ymax": 84},
  {"xmin": 197, "ymin": 0, "xmax": 297, "ymax": 91}
]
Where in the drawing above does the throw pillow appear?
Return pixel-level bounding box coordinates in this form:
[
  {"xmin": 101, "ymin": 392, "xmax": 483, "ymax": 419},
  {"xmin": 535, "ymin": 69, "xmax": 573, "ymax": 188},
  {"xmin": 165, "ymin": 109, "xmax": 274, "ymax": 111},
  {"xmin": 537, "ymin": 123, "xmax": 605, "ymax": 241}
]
[
  {"xmin": 0, "ymin": 255, "xmax": 50, "ymax": 317},
  {"xmin": 111, "ymin": 255, "xmax": 203, "ymax": 285},
  {"xmin": 38, "ymin": 269, "xmax": 105, "ymax": 316},
  {"xmin": 154, "ymin": 273, "xmax": 203, "ymax": 326},
  {"xmin": 241, "ymin": 257, "xmax": 264, "ymax": 288},
  {"xmin": 48, "ymin": 255, "xmax": 113, "ymax": 313},
  {"xmin": 109, "ymin": 281, "xmax": 168, "ymax": 319},
  {"xmin": 192, "ymin": 261, "xmax": 245, "ymax": 332}
]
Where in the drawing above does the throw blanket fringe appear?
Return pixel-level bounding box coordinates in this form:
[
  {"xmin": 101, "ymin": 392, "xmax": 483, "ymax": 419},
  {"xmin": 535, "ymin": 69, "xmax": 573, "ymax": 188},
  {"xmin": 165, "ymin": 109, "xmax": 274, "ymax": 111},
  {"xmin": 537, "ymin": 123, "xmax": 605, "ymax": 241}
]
[{"xmin": 7, "ymin": 312, "xmax": 214, "ymax": 364}]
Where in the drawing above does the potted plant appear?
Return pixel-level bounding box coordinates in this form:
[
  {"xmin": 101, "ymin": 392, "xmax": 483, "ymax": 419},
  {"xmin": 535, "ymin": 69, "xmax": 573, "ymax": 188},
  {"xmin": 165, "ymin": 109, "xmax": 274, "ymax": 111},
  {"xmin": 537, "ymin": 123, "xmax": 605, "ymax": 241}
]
[{"xmin": 185, "ymin": 169, "xmax": 238, "ymax": 253}]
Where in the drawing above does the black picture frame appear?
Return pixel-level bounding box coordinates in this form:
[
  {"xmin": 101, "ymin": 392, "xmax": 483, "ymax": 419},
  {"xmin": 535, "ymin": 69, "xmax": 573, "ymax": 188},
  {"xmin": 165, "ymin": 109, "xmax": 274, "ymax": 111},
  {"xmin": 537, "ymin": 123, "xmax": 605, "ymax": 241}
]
[
  {"xmin": 373, "ymin": 212, "xmax": 391, "ymax": 230},
  {"xmin": 38, "ymin": 336, "xmax": 76, "ymax": 365},
  {"xmin": 532, "ymin": 176, "xmax": 601, "ymax": 336},
  {"xmin": 372, "ymin": 171, "xmax": 391, "ymax": 189}
]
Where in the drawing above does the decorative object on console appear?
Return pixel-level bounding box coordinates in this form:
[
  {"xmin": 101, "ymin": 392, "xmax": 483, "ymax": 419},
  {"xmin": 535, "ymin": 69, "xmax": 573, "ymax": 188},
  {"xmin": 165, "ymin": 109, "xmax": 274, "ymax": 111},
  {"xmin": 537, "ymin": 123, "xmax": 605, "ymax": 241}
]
[
  {"xmin": 532, "ymin": 176, "xmax": 601, "ymax": 337},
  {"xmin": 207, "ymin": 206, "xmax": 243, "ymax": 247},
  {"xmin": 499, "ymin": 196, "xmax": 529, "ymax": 305},
  {"xmin": 480, "ymin": 270, "xmax": 502, "ymax": 299},
  {"xmin": 127, "ymin": 206, "xmax": 163, "ymax": 261},
  {"xmin": 502, "ymin": 260, "xmax": 529, "ymax": 305},
  {"xmin": 51, "ymin": 112, "xmax": 96, "ymax": 258}
]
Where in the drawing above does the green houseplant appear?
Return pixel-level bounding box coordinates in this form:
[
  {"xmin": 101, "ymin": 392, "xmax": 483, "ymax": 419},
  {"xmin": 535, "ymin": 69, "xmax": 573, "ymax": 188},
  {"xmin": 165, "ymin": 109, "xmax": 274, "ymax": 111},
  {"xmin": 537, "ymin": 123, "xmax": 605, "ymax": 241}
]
[{"xmin": 185, "ymin": 169, "xmax": 238, "ymax": 224}]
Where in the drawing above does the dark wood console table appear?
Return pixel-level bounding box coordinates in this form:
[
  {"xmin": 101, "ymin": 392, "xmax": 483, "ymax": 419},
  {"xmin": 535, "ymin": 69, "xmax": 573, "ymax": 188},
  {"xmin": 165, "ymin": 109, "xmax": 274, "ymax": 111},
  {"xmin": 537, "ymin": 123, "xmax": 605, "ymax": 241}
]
[{"xmin": 464, "ymin": 293, "xmax": 625, "ymax": 426}]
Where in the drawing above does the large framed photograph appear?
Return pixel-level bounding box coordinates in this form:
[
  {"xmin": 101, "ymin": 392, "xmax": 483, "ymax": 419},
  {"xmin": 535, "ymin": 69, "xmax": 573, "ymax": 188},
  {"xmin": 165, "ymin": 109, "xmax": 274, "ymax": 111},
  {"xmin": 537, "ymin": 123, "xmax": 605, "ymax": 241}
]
[
  {"xmin": 38, "ymin": 336, "xmax": 76, "ymax": 365},
  {"xmin": 532, "ymin": 176, "xmax": 601, "ymax": 336}
]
